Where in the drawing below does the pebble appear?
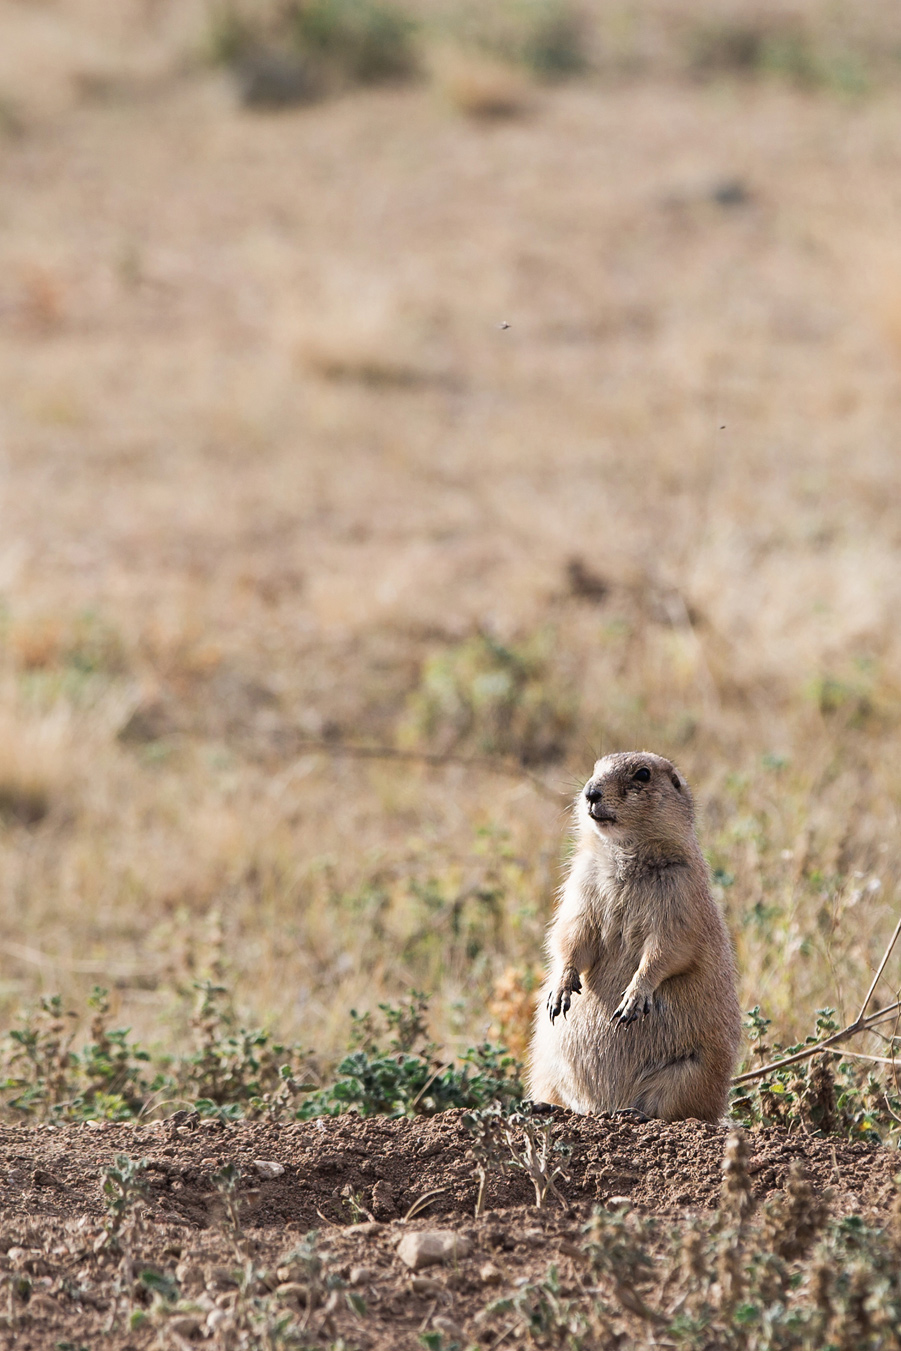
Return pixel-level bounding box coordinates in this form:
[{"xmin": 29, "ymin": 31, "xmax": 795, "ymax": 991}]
[
  {"xmin": 28, "ymin": 1294, "xmax": 58, "ymax": 1315},
  {"xmin": 349, "ymin": 1265, "xmax": 373, "ymax": 1286},
  {"xmin": 397, "ymin": 1230, "xmax": 472, "ymax": 1270},
  {"xmin": 168, "ymin": 1315, "xmax": 202, "ymax": 1337},
  {"xmin": 433, "ymin": 1316, "xmax": 464, "ymax": 1341},
  {"xmin": 253, "ymin": 1160, "xmax": 285, "ymax": 1180},
  {"xmin": 410, "ymin": 1276, "xmax": 443, "ymax": 1294},
  {"xmin": 479, "ymin": 1262, "xmax": 503, "ymax": 1285}
]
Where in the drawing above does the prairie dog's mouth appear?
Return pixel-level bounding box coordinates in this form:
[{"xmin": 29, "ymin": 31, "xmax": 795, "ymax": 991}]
[{"xmin": 588, "ymin": 805, "xmax": 617, "ymax": 824}]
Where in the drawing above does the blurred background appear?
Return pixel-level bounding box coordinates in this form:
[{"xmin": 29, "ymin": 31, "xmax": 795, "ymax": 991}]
[{"xmin": 2, "ymin": 0, "xmax": 901, "ymax": 1068}]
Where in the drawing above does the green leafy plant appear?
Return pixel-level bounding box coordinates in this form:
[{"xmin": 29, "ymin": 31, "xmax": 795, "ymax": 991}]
[
  {"xmin": 291, "ymin": 0, "xmax": 418, "ymax": 83},
  {"xmin": 297, "ymin": 993, "xmax": 523, "ymax": 1119},
  {"xmin": 443, "ymin": 1, "xmax": 587, "ymax": 79},
  {"xmin": 0, "ymin": 987, "xmax": 159, "ymax": 1121},
  {"xmin": 179, "ymin": 979, "xmax": 310, "ymax": 1113},
  {"xmin": 402, "ymin": 631, "xmax": 576, "ymax": 765},
  {"xmin": 731, "ymin": 1007, "xmax": 901, "ymax": 1144}
]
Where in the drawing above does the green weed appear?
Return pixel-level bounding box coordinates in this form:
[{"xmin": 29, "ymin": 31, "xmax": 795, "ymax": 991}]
[
  {"xmin": 296, "ymin": 993, "xmax": 523, "ymax": 1118},
  {"xmin": 444, "ymin": 0, "xmax": 588, "ymax": 79},
  {"xmin": 0, "ymin": 987, "xmax": 158, "ymax": 1120},
  {"xmin": 731, "ymin": 1007, "xmax": 901, "ymax": 1145},
  {"xmin": 0, "ymin": 984, "xmax": 522, "ymax": 1124},
  {"xmin": 291, "ymin": 0, "xmax": 418, "ymax": 83},
  {"xmin": 401, "ymin": 631, "xmax": 576, "ymax": 765}
]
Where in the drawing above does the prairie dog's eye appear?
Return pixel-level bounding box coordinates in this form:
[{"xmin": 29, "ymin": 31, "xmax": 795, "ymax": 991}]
[{"xmin": 633, "ymin": 767, "xmax": 651, "ymax": 783}]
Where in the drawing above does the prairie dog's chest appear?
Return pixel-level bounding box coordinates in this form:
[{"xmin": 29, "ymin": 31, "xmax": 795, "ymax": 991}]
[{"xmin": 561, "ymin": 856, "xmax": 654, "ymax": 954}]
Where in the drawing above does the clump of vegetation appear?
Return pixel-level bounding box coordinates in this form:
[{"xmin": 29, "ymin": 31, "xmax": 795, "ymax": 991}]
[
  {"xmin": 481, "ymin": 1129, "xmax": 901, "ymax": 1349},
  {"xmin": 442, "ymin": 0, "xmax": 588, "ymax": 79},
  {"xmin": 401, "ymin": 631, "xmax": 576, "ymax": 764},
  {"xmin": 464, "ymin": 1101, "xmax": 571, "ymax": 1214},
  {"xmin": 0, "ymin": 984, "xmax": 522, "ymax": 1124},
  {"xmin": 208, "ymin": 0, "xmax": 418, "ymax": 97},
  {"xmin": 0, "ymin": 982, "xmax": 310, "ymax": 1123},
  {"xmin": 291, "ymin": 0, "xmax": 418, "ymax": 83},
  {"xmin": 207, "ymin": 0, "xmax": 591, "ymax": 107},
  {"xmin": 297, "ymin": 991, "xmax": 523, "ymax": 1118},
  {"xmin": 0, "ymin": 987, "xmax": 157, "ymax": 1121},
  {"xmin": 686, "ymin": 14, "xmax": 870, "ymax": 94},
  {"xmin": 731, "ymin": 1006, "xmax": 901, "ymax": 1145}
]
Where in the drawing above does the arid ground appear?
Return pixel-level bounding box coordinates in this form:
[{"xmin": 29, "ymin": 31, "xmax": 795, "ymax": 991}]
[{"xmin": 1, "ymin": 1110, "xmax": 899, "ymax": 1349}]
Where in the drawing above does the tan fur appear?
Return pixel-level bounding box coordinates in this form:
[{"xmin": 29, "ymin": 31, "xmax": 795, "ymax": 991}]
[{"xmin": 528, "ymin": 752, "xmax": 741, "ymax": 1121}]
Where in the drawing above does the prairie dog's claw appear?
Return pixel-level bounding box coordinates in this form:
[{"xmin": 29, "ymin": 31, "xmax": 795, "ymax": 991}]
[
  {"xmin": 547, "ymin": 972, "xmax": 582, "ymax": 1024},
  {"xmin": 612, "ymin": 990, "xmax": 651, "ymax": 1026}
]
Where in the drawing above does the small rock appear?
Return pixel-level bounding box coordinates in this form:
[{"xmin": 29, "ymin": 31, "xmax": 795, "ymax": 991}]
[
  {"xmin": 32, "ymin": 1169, "xmax": 63, "ymax": 1189},
  {"xmin": 349, "ymin": 1266, "xmax": 373, "ymax": 1286},
  {"xmin": 208, "ymin": 1266, "xmax": 240, "ymax": 1290},
  {"xmin": 168, "ymin": 1315, "xmax": 202, "ymax": 1337},
  {"xmin": 27, "ymin": 1294, "xmax": 58, "ymax": 1315},
  {"xmin": 346, "ymin": 1221, "xmax": 382, "ymax": 1236},
  {"xmin": 253, "ymin": 1160, "xmax": 285, "ymax": 1180},
  {"xmin": 608, "ymin": 1195, "xmax": 632, "ymax": 1209},
  {"xmin": 433, "ymin": 1316, "xmax": 464, "ymax": 1341},
  {"xmin": 206, "ymin": 1309, "xmax": 229, "ymax": 1335},
  {"xmin": 175, "ymin": 1262, "xmax": 204, "ymax": 1293},
  {"xmin": 410, "ymin": 1276, "xmax": 444, "ymax": 1294},
  {"xmin": 397, "ymin": 1230, "xmax": 472, "ymax": 1270},
  {"xmin": 480, "ymin": 1262, "xmax": 503, "ymax": 1285}
]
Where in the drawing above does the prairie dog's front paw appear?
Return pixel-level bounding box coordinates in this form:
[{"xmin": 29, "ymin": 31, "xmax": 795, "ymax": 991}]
[
  {"xmin": 547, "ymin": 970, "xmax": 582, "ymax": 1024},
  {"xmin": 612, "ymin": 987, "xmax": 651, "ymax": 1026}
]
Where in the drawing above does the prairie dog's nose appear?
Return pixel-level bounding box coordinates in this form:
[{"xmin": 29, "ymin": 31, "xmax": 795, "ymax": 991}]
[{"xmin": 585, "ymin": 783, "xmax": 603, "ymax": 804}]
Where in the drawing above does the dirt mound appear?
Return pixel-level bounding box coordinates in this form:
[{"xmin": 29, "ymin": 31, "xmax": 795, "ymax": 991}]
[{"xmin": 0, "ymin": 1109, "xmax": 896, "ymax": 1349}]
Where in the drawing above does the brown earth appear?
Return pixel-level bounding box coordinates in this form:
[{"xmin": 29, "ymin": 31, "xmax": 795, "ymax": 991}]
[{"xmin": 0, "ymin": 1110, "xmax": 897, "ymax": 1349}]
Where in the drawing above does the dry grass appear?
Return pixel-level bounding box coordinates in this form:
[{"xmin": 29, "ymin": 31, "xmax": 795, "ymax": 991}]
[{"xmin": 1, "ymin": 0, "xmax": 901, "ymax": 1077}]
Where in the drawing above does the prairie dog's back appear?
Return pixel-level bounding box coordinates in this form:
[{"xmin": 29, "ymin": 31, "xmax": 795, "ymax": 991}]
[{"xmin": 529, "ymin": 752, "xmax": 741, "ymax": 1121}]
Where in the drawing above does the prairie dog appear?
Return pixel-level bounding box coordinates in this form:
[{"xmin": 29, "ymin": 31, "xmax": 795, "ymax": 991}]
[{"xmin": 529, "ymin": 752, "xmax": 741, "ymax": 1121}]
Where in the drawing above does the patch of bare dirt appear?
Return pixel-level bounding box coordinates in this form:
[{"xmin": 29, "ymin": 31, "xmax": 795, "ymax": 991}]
[{"xmin": 0, "ymin": 1110, "xmax": 896, "ymax": 1349}]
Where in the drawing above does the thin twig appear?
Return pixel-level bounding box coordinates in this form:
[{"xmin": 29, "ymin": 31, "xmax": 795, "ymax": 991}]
[
  {"xmin": 289, "ymin": 739, "xmax": 565, "ymax": 803},
  {"xmin": 823, "ymin": 1049, "xmax": 900, "ymax": 1067},
  {"xmin": 855, "ymin": 913, "xmax": 901, "ymax": 1024},
  {"xmin": 732, "ymin": 999, "xmax": 901, "ymax": 1086}
]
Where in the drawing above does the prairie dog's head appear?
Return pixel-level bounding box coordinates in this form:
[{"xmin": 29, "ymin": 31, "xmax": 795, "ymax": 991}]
[{"xmin": 578, "ymin": 751, "xmax": 695, "ymax": 854}]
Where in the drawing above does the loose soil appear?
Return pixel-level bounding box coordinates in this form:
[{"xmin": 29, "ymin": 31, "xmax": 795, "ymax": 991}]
[{"xmin": 1, "ymin": 1109, "xmax": 897, "ymax": 1349}]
